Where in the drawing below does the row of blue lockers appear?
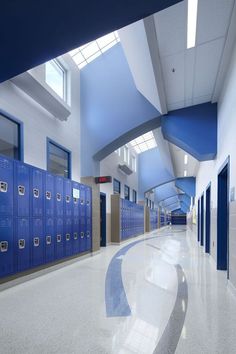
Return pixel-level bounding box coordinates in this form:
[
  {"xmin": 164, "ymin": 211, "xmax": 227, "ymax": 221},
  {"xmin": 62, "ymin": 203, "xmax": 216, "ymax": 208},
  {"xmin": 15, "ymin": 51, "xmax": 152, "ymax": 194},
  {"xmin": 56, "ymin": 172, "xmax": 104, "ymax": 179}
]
[
  {"xmin": 150, "ymin": 209, "xmax": 158, "ymax": 231},
  {"xmin": 0, "ymin": 217, "xmax": 92, "ymax": 278},
  {"xmin": 0, "ymin": 155, "xmax": 92, "ymax": 218},
  {"xmin": 120, "ymin": 199, "xmax": 144, "ymax": 240},
  {"xmin": 171, "ymin": 214, "xmax": 187, "ymax": 225},
  {"xmin": 160, "ymin": 212, "xmax": 166, "ymax": 227},
  {"xmin": 166, "ymin": 213, "xmax": 171, "ymax": 225}
]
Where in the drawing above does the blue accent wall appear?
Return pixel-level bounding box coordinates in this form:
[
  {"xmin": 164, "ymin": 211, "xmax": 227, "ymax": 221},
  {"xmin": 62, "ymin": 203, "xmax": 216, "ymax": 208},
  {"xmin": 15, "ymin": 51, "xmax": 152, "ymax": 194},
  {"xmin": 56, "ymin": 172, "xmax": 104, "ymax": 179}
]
[
  {"xmin": 175, "ymin": 177, "xmax": 196, "ymax": 197},
  {"xmin": 162, "ymin": 103, "xmax": 217, "ymax": 161}
]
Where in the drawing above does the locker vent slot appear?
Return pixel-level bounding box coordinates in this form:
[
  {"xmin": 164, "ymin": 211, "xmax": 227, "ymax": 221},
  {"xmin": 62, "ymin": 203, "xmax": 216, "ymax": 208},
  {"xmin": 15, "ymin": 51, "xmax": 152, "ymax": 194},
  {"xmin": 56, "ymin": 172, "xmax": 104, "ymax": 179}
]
[
  {"xmin": 66, "ymin": 233, "xmax": 70, "ymax": 241},
  {"xmin": 81, "ymin": 232, "xmax": 84, "ymax": 238},
  {"xmin": 0, "ymin": 181, "xmax": 8, "ymax": 193},
  {"xmin": 57, "ymin": 193, "xmax": 61, "ymax": 202},
  {"xmin": 46, "ymin": 191, "xmax": 51, "ymax": 200},
  {"xmin": 74, "ymin": 232, "xmax": 78, "ymax": 240},
  {"xmin": 33, "ymin": 237, "xmax": 40, "ymax": 247},
  {"xmin": 18, "ymin": 185, "xmax": 25, "ymax": 196},
  {"xmin": 57, "ymin": 234, "xmax": 61, "ymax": 243},
  {"xmin": 66, "ymin": 195, "xmax": 70, "ymax": 203},
  {"xmin": 18, "ymin": 239, "xmax": 25, "ymax": 249},
  {"xmin": 33, "ymin": 189, "xmax": 39, "ymax": 198},
  {"xmin": 46, "ymin": 235, "xmax": 51, "ymax": 245},
  {"xmin": 0, "ymin": 241, "xmax": 8, "ymax": 252}
]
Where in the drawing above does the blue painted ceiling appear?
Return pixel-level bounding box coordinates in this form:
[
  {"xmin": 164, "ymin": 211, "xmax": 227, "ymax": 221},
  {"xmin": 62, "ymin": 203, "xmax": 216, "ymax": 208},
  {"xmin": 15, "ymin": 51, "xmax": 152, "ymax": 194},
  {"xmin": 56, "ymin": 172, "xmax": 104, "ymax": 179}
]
[{"xmin": 0, "ymin": 0, "xmax": 182, "ymax": 82}]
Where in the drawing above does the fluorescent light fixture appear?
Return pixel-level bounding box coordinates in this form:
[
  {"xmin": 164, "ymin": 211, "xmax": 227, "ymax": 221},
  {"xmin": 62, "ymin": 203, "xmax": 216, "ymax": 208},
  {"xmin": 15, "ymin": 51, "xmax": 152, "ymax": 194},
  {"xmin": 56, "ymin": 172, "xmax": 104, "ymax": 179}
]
[
  {"xmin": 184, "ymin": 170, "xmax": 187, "ymax": 177},
  {"xmin": 187, "ymin": 0, "xmax": 198, "ymax": 49},
  {"xmin": 184, "ymin": 154, "xmax": 188, "ymax": 165}
]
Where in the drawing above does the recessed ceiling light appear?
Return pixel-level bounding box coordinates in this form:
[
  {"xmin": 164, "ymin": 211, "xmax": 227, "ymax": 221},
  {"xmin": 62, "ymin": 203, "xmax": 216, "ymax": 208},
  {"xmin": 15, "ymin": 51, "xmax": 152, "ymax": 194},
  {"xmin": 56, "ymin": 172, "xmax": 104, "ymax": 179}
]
[
  {"xmin": 184, "ymin": 154, "xmax": 188, "ymax": 165},
  {"xmin": 187, "ymin": 0, "xmax": 198, "ymax": 49}
]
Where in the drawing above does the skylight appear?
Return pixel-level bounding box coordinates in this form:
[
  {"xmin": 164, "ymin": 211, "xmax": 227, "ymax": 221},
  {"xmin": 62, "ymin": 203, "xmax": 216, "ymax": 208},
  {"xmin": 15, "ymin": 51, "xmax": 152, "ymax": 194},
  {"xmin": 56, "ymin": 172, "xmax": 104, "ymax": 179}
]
[
  {"xmin": 129, "ymin": 131, "xmax": 157, "ymax": 154},
  {"xmin": 69, "ymin": 31, "xmax": 120, "ymax": 69}
]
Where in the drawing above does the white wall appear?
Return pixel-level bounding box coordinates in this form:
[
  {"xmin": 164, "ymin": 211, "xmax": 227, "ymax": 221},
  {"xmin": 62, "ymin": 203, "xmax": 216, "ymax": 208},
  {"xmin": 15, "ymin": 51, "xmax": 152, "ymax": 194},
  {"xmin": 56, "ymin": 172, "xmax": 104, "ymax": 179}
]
[{"xmin": 0, "ymin": 54, "xmax": 81, "ymax": 182}]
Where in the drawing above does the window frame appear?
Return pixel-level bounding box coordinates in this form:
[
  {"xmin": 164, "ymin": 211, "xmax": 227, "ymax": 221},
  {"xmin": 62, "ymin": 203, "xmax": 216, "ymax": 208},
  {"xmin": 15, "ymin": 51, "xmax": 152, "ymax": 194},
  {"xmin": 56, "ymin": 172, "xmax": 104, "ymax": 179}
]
[
  {"xmin": 47, "ymin": 138, "xmax": 71, "ymax": 179},
  {"xmin": 131, "ymin": 155, "xmax": 136, "ymax": 172},
  {"xmin": 0, "ymin": 109, "xmax": 24, "ymax": 161},
  {"xmin": 124, "ymin": 184, "xmax": 130, "ymax": 201},
  {"xmin": 113, "ymin": 178, "xmax": 121, "ymax": 194},
  {"xmin": 133, "ymin": 189, "xmax": 137, "ymax": 203},
  {"xmin": 45, "ymin": 59, "xmax": 67, "ymax": 101}
]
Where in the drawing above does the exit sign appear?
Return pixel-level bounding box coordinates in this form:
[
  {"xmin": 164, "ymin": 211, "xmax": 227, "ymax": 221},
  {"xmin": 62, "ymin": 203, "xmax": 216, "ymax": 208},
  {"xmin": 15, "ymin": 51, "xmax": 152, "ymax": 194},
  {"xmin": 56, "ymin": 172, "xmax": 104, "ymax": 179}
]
[{"xmin": 95, "ymin": 176, "xmax": 112, "ymax": 184}]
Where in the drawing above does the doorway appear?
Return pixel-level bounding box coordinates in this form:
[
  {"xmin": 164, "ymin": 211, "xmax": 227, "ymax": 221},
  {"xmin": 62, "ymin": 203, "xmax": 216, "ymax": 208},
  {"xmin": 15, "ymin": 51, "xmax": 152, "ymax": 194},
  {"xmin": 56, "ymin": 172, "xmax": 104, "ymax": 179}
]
[
  {"xmin": 217, "ymin": 159, "xmax": 229, "ymax": 273},
  {"xmin": 205, "ymin": 185, "xmax": 211, "ymax": 254},
  {"xmin": 200, "ymin": 194, "xmax": 204, "ymax": 246},
  {"xmin": 197, "ymin": 199, "xmax": 200, "ymax": 242},
  {"xmin": 100, "ymin": 193, "xmax": 106, "ymax": 247}
]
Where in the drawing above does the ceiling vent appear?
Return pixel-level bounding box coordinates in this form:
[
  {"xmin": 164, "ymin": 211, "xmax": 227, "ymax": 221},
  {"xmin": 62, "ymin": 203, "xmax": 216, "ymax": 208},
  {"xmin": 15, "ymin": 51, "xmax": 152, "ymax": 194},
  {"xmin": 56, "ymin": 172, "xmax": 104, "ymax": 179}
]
[{"xmin": 118, "ymin": 164, "xmax": 133, "ymax": 175}]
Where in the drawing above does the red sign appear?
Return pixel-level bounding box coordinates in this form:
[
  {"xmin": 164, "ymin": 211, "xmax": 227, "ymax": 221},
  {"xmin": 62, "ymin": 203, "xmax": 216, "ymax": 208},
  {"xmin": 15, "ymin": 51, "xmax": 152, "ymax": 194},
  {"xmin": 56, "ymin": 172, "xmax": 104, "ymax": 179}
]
[{"xmin": 95, "ymin": 176, "xmax": 112, "ymax": 184}]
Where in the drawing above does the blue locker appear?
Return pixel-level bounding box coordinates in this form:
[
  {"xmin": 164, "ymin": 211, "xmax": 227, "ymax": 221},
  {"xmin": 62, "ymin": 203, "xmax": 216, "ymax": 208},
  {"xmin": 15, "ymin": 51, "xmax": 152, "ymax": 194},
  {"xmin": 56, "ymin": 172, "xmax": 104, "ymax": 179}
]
[
  {"xmin": 45, "ymin": 217, "xmax": 54, "ymax": 263},
  {"xmin": 80, "ymin": 184, "xmax": 86, "ymax": 218},
  {"xmin": 15, "ymin": 218, "xmax": 30, "ymax": 272},
  {"xmin": 0, "ymin": 156, "xmax": 13, "ymax": 216},
  {"xmin": 85, "ymin": 219, "xmax": 92, "ymax": 251},
  {"xmin": 55, "ymin": 176, "xmax": 64, "ymax": 218},
  {"xmin": 31, "ymin": 218, "xmax": 44, "ymax": 267},
  {"xmin": 85, "ymin": 186, "xmax": 92, "ymax": 219},
  {"xmin": 72, "ymin": 181, "xmax": 80, "ymax": 218},
  {"xmin": 64, "ymin": 179, "xmax": 72, "ymax": 218},
  {"xmin": 14, "ymin": 161, "xmax": 30, "ymax": 217},
  {"xmin": 79, "ymin": 216, "xmax": 86, "ymax": 253},
  {"xmin": 31, "ymin": 167, "xmax": 44, "ymax": 217},
  {"xmin": 73, "ymin": 217, "xmax": 80, "ymax": 255},
  {"xmin": 45, "ymin": 173, "xmax": 54, "ymax": 217},
  {"xmin": 55, "ymin": 218, "xmax": 64, "ymax": 259},
  {"xmin": 64, "ymin": 218, "xmax": 73, "ymax": 257},
  {"xmin": 0, "ymin": 217, "xmax": 14, "ymax": 277}
]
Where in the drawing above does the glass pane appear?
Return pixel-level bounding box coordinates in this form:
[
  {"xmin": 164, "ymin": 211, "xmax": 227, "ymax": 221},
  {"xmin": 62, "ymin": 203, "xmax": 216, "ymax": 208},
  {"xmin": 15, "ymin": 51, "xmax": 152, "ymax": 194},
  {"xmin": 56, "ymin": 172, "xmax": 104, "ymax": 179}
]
[
  {"xmin": 48, "ymin": 142, "xmax": 70, "ymax": 178},
  {"xmin": 0, "ymin": 114, "xmax": 19, "ymax": 159},
  {"xmin": 45, "ymin": 60, "xmax": 65, "ymax": 99}
]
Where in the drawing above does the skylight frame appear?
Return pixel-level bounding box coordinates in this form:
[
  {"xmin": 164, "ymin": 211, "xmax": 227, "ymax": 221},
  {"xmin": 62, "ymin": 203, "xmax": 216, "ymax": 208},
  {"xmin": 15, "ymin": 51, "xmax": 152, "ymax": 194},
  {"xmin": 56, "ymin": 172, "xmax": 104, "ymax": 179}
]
[{"xmin": 129, "ymin": 131, "xmax": 157, "ymax": 154}]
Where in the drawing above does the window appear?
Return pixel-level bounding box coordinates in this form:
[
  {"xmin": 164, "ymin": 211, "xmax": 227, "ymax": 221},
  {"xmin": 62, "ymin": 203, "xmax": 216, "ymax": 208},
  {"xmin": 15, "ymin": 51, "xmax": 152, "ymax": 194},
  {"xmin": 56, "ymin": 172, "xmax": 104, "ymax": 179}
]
[
  {"xmin": 45, "ymin": 59, "xmax": 66, "ymax": 100},
  {"xmin": 115, "ymin": 148, "xmax": 121, "ymax": 156},
  {"xmin": 0, "ymin": 112, "xmax": 23, "ymax": 160},
  {"xmin": 132, "ymin": 155, "xmax": 137, "ymax": 172},
  {"xmin": 47, "ymin": 139, "xmax": 71, "ymax": 178},
  {"xmin": 113, "ymin": 178, "xmax": 121, "ymax": 194},
  {"xmin": 152, "ymin": 201, "xmax": 154, "ymax": 209},
  {"xmin": 146, "ymin": 198, "xmax": 149, "ymax": 206},
  {"xmin": 124, "ymin": 145, "xmax": 129, "ymax": 164},
  {"xmin": 129, "ymin": 131, "xmax": 157, "ymax": 154},
  {"xmin": 133, "ymin": 190, "xmax": 137, "ymax": 203},
  {"xmin": 124, "ymin": 185, "xmax": 130, "ymax": 200}
]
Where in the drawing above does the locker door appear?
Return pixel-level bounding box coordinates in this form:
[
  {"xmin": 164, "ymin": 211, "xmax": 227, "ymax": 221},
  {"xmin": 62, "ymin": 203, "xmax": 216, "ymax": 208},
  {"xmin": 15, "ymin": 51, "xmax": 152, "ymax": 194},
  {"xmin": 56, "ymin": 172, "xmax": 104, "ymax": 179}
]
[
  {"xmin": 86, "ymin": 186, "xmax": 92, "ymax": 219},
  {"xmin": 85, "ymin": 218, "xmax": 92, "ymax": 251},
  {"xmin": 64, "ymin": 179, "xmax": 72, "ymax": 218},
  {"xmin": 45, "ymin": 217, "xmax": 54, "ymax": 263},
  {"xmin": 15, "ymin": 218, "xmax": 30, "ymax": 272},
  {"xmin": 14, "ymin": 161, "xmax": 30, "ymax": 217},
  {"xmin": 73, "ymin": 217, "xmax": 80, "ymax": 255},
  {"xmin": 73, "ymin": 181, "xmax": 80, "ymax": 218},
  {"xmin": 80, "ymin": 216, "xmax": 86, "ymax": 253},
  {"xmin": 31, "ymin": 167, "xmax": 44, "ymax": 217},
  {"xmin": 55, "ymin": 218, "xmax": 64, "ymax": 259},
  {"xmin": 55, "ymin": 176, "xmax": 64, "ymax": 218},
  {"xmin": 0, "ymin": 217, "xmax": 14, "ymax": 277},
  {"xmin": 64, "ymin": 218, "xmax": 72, "ymax": 257},
  {"xmin": 45, "ymin": 173, "xmax": 54, "ymax": 217},
  {"xmin": 31, "ymin": 218, "xmax": 44, "ymax": 267},
  {"xmin": 0, "ymin": 156, "xmax": 13, "ymax": 217}
]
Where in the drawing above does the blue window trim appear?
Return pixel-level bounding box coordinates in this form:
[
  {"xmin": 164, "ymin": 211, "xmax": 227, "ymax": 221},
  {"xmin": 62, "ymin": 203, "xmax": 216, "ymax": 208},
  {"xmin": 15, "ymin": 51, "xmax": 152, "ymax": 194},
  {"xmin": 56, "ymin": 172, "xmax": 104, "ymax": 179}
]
[
  {"xmin": 0, "ymin": 109, "xmax": 24, "ymax": 162},
  {"xmin": 46, "ymin": 137, "xmax": 72, "ymax": 179},
  {"xmin": 124, "ymin": 184, "xmax": 130, "ymax": 200},
  {"xmin": 113, "ymin": 178, "xmax": 121, "ymax": 194}
]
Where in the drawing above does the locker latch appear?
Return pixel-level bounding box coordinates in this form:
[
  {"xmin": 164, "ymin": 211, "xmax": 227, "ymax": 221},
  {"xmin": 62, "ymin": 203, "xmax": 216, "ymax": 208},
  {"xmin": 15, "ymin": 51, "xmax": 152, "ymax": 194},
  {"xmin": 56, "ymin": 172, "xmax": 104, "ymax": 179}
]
[
  {"xmin": 81, "ymin": 232, "xmax": 84, "ymax": 238},
  {"xmin": 46, "ymin": 191, "xmax": 51, "ymax": 200},
  {"xmin": 80, "ymin": 199, "xmax": 84, "ymax": 205},
  {"xmin": 18, "ymin": 185, "xmax": 25, "ymax": 196},
  {"xmin": 66, "ymin": 233, "xmax": 70, "ymax": 241},
  {"xmin": 74, "ymin": 232, "xmax": 78, "ymax": 240},
  {"xmin": 86, "ymin": 231, "xmax": 90, "ymax": 238},
  {"xmin": 33, "ymin": 189, "xmax": 39, "ymax": 198},
  {"xmin": 57, "ymin": 235, "xmax": 61, "ymax": 243},
  {"xmin": 46, "ymin": 235, "xmax": 51, "ymax": 245},
  {"xmin": 33, "ymin": 237, "xmax": 40, "ymax": 247},
  {"xmin": 73, "ymin": 197, "xmax": 78, "ymax": 204},
  {"xmin": 18, "ymin": 239, "xmax": 25, "ymax": 249},
  {"xmin": 66, "ymin": 195, "xmax": 70, "ymax": 203},
  {"xmin": 86, "ymin": 200, "xmax": 90, "ymax": 206},
  {"xmin": 0, "ymin": 181, "xmax": 8, "ymax": 193},
  {"xmin": 57, "ymin": 193, "xmax": 61, "ymax": 202},
  {"xmin": 0, "ymin": 241, "xmax": 8, "ymax": 252}
]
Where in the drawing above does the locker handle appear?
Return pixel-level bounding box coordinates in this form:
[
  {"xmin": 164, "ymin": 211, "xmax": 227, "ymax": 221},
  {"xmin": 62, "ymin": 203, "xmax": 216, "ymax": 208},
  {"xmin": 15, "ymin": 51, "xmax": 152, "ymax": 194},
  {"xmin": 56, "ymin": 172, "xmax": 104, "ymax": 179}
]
[
  {"xmin": 80, "ymin": 199, "xmax": 84, "ymax": 205},
  {"xmin": 18, "ymin": 239, "xmax": 25, "ymax": 249},
  {"xmin": 33, "ymin": 237, "xmax": 39, "ymax": 247},
  {"xmin": 66, "ymin": 233, "xmax": 70, "ymax": 241},
  {"xmin": 86, "ymin": 231, "xmax": 90, "ymax": 238},
  {"xmin": 66, "ymin": 195, "xmax": 70, "ymax": 203},
  {"xmin": 46, "ymin": 235, "xmax": 51, "ymax": 245},
  {"xmin": 81, "ymin": 232, "xmax": 84, "ymax": 238},
  {"xmin": 0, "ymin": 181, "xmax": 8, "ymax": 193},
  {"xmin": 33, "ymin": 189, "xmax": 39, "ymax": 198},
  {"xmin": 74, "ymin": 232, "xmax": 78, "ymax": 240},
  {"xmin": 56, "ymin": 193, "xmax": 61, "ymax": 202},
  {"xmin": 57, "ymin": 234, "xmax": 61, "ymax": 243},
  {"xmin": 73, "ymin": 197, "xmax": 78, "ymax": 204},
  {"xmin": 86, "ymin": 200, "xmax": 90, "ymax": 205},
  {"xmin": 18, "ymin": 185, "xmax": 25, "ymax": 196},
  {"xmin": 0, "ymin": 241, "xmax": 8, "ymax": 252},
  {"xmin": 46, "ymin": 191, "xmax": 51, "ymax": 200}
]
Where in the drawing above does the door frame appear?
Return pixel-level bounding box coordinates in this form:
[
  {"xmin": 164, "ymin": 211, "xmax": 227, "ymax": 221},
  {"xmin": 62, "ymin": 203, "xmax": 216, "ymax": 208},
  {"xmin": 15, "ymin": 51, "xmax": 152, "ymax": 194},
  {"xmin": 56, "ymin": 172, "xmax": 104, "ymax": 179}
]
[
  {"xmin": 100, "ymin": 192, "xmax": 107, "ymax": 247},
  {"xmin": 200, "ymin": 193, "xmax": 204, "ymax": 246},
  {"xmin": 205, "ymin": 183, "xmax": 211, "ymax": 254}
]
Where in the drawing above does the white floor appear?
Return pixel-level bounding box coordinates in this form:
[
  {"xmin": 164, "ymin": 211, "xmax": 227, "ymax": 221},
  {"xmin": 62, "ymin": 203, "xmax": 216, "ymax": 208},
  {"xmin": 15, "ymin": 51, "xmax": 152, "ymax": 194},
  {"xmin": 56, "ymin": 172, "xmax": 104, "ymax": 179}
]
[{"xmin": 0, "ymin": 226, "xmax": 236, "ymax": 354}]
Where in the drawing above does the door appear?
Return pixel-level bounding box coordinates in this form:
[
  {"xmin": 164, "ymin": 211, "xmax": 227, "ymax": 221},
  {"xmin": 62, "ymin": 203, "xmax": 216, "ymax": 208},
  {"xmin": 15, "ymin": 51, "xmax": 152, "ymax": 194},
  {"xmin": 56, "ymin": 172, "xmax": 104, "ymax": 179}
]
[
  {"xmin": 217, "ymin": 161, "xmax": 229, "ymax": 273},
  {"xmin": 200, "ymin": 194, "xmax": 204, "ymax": 246},
  {"xmin": 197, "ymin": 199, "xmax": 200, "ymax": 242},
  {"xmin": 100, "ymin": 193, "xmax": 106, "ymax": 247},
  {"xmin": 205, "ymin": 186, "xmax": 211, "ymax": 254}
]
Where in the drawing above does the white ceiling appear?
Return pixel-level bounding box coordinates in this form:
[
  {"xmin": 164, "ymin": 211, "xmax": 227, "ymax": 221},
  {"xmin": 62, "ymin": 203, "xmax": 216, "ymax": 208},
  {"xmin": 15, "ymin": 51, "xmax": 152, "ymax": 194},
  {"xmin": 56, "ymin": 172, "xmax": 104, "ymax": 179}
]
[{"xmin": 169, "ymin": 142, "xmax": 199, "ymax": 178}]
